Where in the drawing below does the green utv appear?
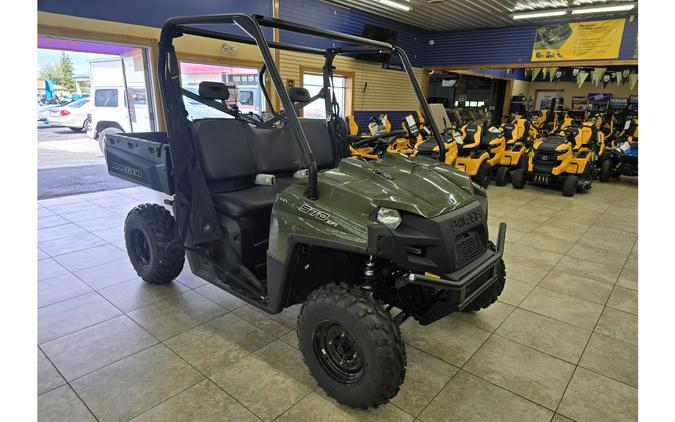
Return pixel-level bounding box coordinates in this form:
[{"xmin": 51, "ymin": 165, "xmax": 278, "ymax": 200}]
[{"xmin": 104, "ymin": 14, "xmax": 507, "ymax": 409}]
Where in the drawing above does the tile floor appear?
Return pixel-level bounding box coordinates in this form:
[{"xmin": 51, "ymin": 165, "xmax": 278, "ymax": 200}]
[{"xmin": 37, "ymin": 179, "xmax": 638, "ymax": 422}]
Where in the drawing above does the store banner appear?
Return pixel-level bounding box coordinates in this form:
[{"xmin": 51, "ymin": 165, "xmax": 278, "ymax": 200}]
[
  {"xmin": 531, "ymin": 19, "xmax": 625, "ymax": 62},
  {"xmin": 616, "ymin": 72, "xmax": 624, "ymax": 86},
  {"xmin": 577, "ymin": 71, "xmax": 589, "ymax": 88}
]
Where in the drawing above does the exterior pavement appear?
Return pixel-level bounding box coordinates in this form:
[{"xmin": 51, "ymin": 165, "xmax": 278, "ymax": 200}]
[
  {"xmin": 38, "ymin": 125, "xmax": 134, "ymax": 199},
  {"xmin": 37, "ymin": 179, "xmax": 638, "ymax": 422}
]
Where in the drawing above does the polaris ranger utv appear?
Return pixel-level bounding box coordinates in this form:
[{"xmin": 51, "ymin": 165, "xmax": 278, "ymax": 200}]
[{"xmin": 104, "ymin": 14, "xmax": 507, "ymax": 409}]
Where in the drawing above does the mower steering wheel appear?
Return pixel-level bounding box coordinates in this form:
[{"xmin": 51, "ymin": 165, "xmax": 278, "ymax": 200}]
[{"xmin": 349, "ymin": 130, "xmax": 407, "ymax": 155}]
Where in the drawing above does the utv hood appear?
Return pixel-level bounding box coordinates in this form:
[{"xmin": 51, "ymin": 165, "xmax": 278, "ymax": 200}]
[{"xmin": 321, "ymin": 154, "xmax": 476, "ymax": 219}]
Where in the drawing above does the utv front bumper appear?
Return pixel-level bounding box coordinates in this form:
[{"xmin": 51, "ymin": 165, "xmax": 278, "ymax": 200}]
[{"xmin": 403, "ymin": 222, "xmax": 506, "ymax": 324}]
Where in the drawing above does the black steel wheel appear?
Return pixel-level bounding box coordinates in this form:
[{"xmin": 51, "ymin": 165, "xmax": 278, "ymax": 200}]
[
  {"xmin": 298, "ymin": 282, "xmax": 405, "ymax": 409},
  {"xmin": 313, "ymin": 322, "xmax": 364, "ymax": 384},
  {"xmin": 130, "ymin": 228, "xmax": 152, "ymax": 265}
]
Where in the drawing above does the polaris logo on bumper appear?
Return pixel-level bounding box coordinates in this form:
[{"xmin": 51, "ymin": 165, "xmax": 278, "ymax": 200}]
[{"xmin": 448, "ymin": 209, "xmax": 482, "ymax": 231}]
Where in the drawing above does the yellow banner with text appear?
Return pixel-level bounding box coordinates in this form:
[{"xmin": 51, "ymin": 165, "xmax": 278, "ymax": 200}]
[{"xmin": 531, "ymin": 19, "xmax": 625, "ymax": 62}]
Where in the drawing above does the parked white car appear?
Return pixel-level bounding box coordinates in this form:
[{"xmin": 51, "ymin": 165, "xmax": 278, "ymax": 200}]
[{"xmin": 46, "ymin": 98, "xmax": 93, "ymax": 131}]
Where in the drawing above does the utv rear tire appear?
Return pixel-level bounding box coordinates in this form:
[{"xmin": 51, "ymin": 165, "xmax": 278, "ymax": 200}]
[
  {"xmin": 599, "ymin": 159, "xmax": 612, "ymax": 182},
  {"xmin": 511, "ymin": 169, "xmax": 526, "ymax": 189},
  {"xmin": 495, "ymin": 167, "xmax": 508, "ymax": 186},
  {"xmin": 463, "ymin": 242, "xmax": 505, "ymax": 312},
  {"xmin": 298, "ymin": 283, "xmax": 406, "ymax": 409},
  {"xmin": 124, "ymin": 203, "xmax": 184, "ymax": 284},
  {"xmin": 473, "ymin": 161, "xmax": 492, "ymax": 189},
  {"xmin": 562, "ymin": 175, "xmax": 578, "ymax": 197}
]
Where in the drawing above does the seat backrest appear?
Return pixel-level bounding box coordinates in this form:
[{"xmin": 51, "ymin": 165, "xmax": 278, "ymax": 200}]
[
  {"xmin": 462, "ymin": 123, "xmax": 482, "ymax": 146},
  {"xmin": 192, "ymin": 119, "xmax": 256, "ymax": 190},
  {"xmin": 345, "ymin": 115, "xmax": 361, "ymax": 135},
  {"xmin": 192, "ymin": 118, "xmax": 335, "ymax": 190},
  {"xmin": 298, "ymin": 119, "xmax": 336, "ymax": 169}
]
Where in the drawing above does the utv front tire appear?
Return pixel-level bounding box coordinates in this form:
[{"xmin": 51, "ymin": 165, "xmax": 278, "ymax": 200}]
[
  {"xmin": 463, "ymin": 243, "xmax": 506, "ymax": 312},
  {"xmin": 298, "ymin": 283, "xmax": 406, "ymax": 409},
  {"xmin": 495, "ymin": 167, "xmax": 508, "ymax": 186},
  {"xmin": 511, "ymin": 169, "xmax": 526, "ymax": 189},
  {"xmin": 124, "ymin": 203, "xmax": 184, "ymax": 284}
]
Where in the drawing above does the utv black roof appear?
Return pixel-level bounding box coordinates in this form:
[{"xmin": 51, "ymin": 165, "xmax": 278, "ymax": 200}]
[{"xmin": 157, "ymin": 14, "xmax": 446, "ymax": 246}]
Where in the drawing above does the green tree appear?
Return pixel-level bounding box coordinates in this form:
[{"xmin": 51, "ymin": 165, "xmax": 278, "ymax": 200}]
[
  {"xmin": 59, "ymin": 52, "xmax": 76, "ymax": 91},
  {"xmin": 39, "ymin": 62, "xmax": 61, "ymax": 83}
]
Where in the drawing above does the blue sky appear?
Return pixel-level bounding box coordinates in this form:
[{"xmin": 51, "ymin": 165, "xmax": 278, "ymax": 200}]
[{"xmin": 37, "ymin": 49, "xmax": 117, "ymax": 76}]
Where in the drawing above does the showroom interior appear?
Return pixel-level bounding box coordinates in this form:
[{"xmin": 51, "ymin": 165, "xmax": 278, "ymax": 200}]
[{"xmin": 36, "ymin": 0, "xmax": 638, "ymax": 421}]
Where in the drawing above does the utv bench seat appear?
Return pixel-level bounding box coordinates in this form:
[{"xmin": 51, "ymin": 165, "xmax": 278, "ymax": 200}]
[
  {"xmin": 211, "ymin": 177, "xmax": 296, "ymax": 217},
  {"xmin": 192, "ymin": 117, "xmax": 334, "ymax": 218}
]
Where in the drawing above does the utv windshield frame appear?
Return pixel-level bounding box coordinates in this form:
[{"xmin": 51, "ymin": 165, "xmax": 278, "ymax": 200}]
[{"xmin": 158, "ymin": 13, "xmax": 447, "ymax": 202}]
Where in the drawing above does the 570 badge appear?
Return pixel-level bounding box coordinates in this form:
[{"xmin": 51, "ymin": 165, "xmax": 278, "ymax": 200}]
[{"xmin": 298, "ymin": 203, "xmax": 338, "ymax": 227}]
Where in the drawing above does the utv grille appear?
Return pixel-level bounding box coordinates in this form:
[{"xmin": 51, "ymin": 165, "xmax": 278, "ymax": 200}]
[{"xmin": 455, "ymin": 231, "xmax": 486, "ymax": 269}]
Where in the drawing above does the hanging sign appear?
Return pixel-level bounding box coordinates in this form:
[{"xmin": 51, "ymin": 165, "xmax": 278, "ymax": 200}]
[
  {"xmin": 531, "ymin": 67, "xmax": 542, "ymax": 81},
  {"xmin": 549, "ymin": 67, "xmax": 558, "ymax": 82},
  {"xmin": 592, "ymin": 67, "xmax": 607, "ymax": 86},
  {"xmin": 628, "ymin": 73, "xmax": 638, "ymax": 90},
  {"xmin": 577, "ymin": 71, "xmax": 589, "ymax": 88},
  {"xmin": 588, "ymin": 93, "xmax": 612, "ymax": 103},
  {"xmin": 531, "ymin": 19, "xmax": 625, "ymax": 62}
]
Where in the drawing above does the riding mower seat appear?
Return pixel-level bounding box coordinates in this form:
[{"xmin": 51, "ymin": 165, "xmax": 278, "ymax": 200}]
[{"xmin": 345, "ymin": 115, "xmax": 363, "ymax": 136}]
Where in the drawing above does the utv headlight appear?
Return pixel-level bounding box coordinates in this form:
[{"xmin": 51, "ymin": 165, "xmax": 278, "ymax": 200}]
[{"xmin": 377, "ymin": 208, "xmax": 402, "ymax": 230}]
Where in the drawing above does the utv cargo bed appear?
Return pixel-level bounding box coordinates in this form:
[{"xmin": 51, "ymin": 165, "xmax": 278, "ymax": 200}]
[{"xmin": 105, "ymin": 132, "xmax": 174, "ymax": 195}]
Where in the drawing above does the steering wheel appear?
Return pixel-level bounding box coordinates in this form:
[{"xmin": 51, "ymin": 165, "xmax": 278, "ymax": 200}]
[{"xmin": 349, "ymin": 130, "xmax": 407, "ymax": 157}]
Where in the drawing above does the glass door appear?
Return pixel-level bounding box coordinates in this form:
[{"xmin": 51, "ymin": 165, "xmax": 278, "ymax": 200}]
[{"xmin": 121, "ymin": 48, "xmax": 155, "ymax": 132}]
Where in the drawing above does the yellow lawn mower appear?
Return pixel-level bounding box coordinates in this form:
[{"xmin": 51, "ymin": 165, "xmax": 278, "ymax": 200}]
[
  {"xmin": 418, "ymin": 105, "xmax": 501, "ymax": 189},
  {"xmin": 346, "ymin": 113, "xmax": 408, "ymax": 159},
  {"xmin": 493, "ymin": 116, "xmax": 535, "ymax": 186},
  {"xmin": 512, "ymin": 118, "xmax": 603, "ymax": 196}
]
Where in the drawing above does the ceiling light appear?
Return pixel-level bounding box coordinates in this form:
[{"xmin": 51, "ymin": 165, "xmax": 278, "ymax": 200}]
[
  {"xmin": 378, "ymin": 0, "xmax": 412, "ymax": 12},
  {"xmin": 571, "ymin": 4, "xmax": 635, "ymax": 14},
  {"xmin": 513, "ymin": 10, "xmax": 567, "ymax": 20}
]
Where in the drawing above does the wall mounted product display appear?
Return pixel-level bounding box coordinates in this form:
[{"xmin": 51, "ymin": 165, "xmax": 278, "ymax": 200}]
[
  {"xmin": 104, "ymin": 13, "xmax": 507, "ymax": 409},
  {"xmin": 531, "ymin": 19, "xmax": 625, "ymax": 62}
]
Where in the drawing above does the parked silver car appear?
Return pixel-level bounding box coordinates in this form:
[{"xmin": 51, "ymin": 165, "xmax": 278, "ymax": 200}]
[{"xmin": 46, "ymin": 98, "xmax": 92, "ymax": 131}]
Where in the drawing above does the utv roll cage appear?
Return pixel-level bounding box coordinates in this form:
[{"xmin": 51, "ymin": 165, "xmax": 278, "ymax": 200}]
[{"xmin": 158, "ymin": 15, "xmax": 447, "ymax": 245}]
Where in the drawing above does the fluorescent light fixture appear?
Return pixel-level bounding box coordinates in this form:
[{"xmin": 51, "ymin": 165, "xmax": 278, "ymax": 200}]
[
  {"xmin": 378, "ymin": 0, "xmax": 412, "ymax": 12},
  {"xmin": 571, "ymin": 4, "xmax": 635, "ymax": 14},
  {"xmin": 513, "ymin": 10, "xmax": 567, "ymax": 20}
]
